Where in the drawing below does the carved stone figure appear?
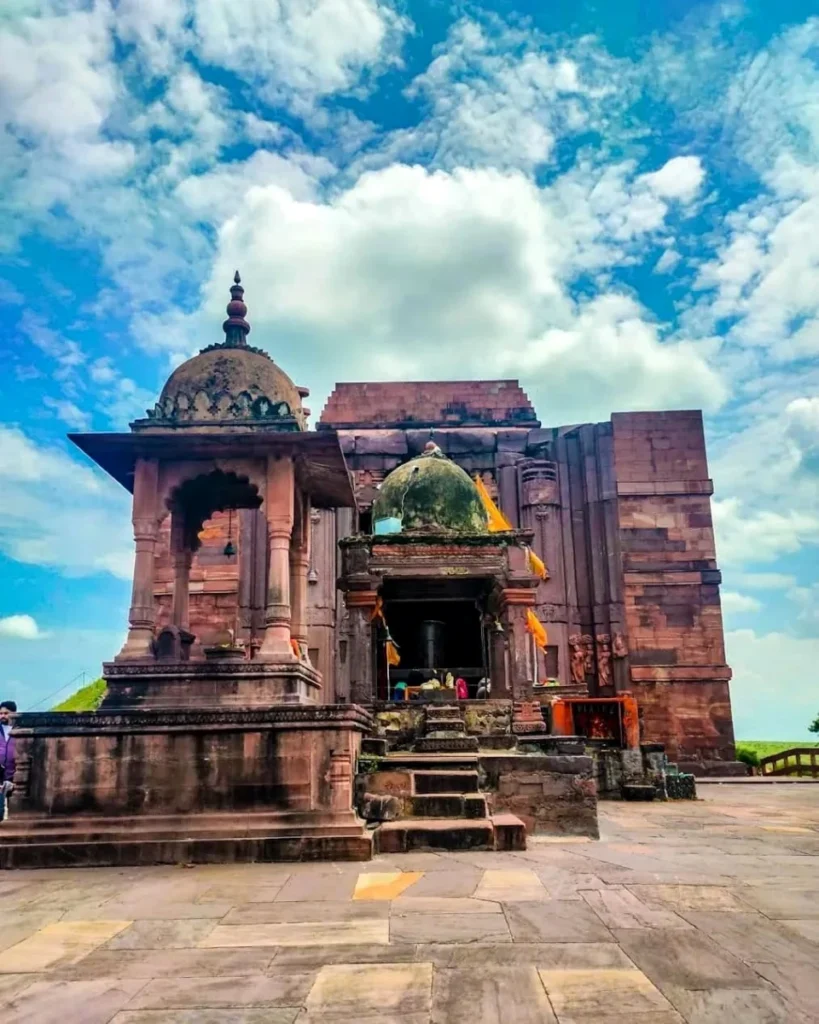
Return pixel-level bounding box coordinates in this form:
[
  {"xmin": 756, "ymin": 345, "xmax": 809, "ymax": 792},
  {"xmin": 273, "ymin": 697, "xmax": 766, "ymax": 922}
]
[
  {"xmin": 581, "ymin": 634, "xmax": 595, "ymax": 675},
  {"xmin": 596, "ymin": 634, "xmax": 612, "ymax": 688},
  {"xmin": 612, "ymin": 632, "xmax": 628, "ymax": 659},
  {"xmin": 569, "ymin": 634, "xmax": 587, "ymax": 686}
]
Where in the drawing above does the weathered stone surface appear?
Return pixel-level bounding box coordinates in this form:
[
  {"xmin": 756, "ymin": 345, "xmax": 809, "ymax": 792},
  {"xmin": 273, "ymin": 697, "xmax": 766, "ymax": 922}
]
[
  {"xmin": 202, "ymin": 920, "xmax": 389, "ymax": 947},
  {"xmin": 431, "ymin": 967, "xmax": 557, "ymax": 1024},
  {"xmin": 126, "ymin": 974, "xmax": 315, "ymax": 1010},
  {"xmin": 390, "ymin": 913, "xmax": 512, "ymax": 944},
  {"xmin": 5, "ymin": 978, "xmax": 145, "ymax": 1024},
  {"xmin": 504, "ymin": 901, "xmax": 612, "ymax": 942},
  {"xmin": 305, "ymin": 962, "xmax": 433, "ymax": 1018},
  {"xmin": 538, "ymin": 966, "xmax": 675, "ymax": 1018}
]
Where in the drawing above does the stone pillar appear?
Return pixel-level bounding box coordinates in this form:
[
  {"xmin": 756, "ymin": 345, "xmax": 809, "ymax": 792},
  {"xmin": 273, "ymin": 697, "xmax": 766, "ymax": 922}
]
[
  {"xmin": 117, "ymin": 458, "xmax": 160, "ymax": 660},
  {"xmin": 500, "ymin": 589, "xmax": 537, "ymax": 701},
  {"xmin": 346, "ymin": 591, "xmax": 377, "ymax": 705},
  {"xmin": 170, "ymin": 517, "xmax": 192, "ymax": 632},
  {"xmin": 259, "ymin": 456, "xmax": 297, "ymax": 661},
  {"xmin": 290, "ymin": 489, "xmax": 310, "ymax": 661}
]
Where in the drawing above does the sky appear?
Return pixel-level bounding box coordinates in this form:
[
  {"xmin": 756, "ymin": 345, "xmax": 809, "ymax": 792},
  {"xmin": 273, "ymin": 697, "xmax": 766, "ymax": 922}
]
[{"xmin": 0, "ymin": 0, "xmax": 818, "ymax": 737}]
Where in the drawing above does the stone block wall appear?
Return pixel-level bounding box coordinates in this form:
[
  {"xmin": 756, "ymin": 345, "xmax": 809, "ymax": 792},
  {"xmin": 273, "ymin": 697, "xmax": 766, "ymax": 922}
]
[
  {"xmin": 479, "ymin": 754, "xmax": 598, "ymax": 837},
  {"xmin": 612, "ymin": 411, "xmax": 735, "ymax": 761},
  {"xmin": 14, "ymin": 708, "xmax": 368, "ymax": 818}
]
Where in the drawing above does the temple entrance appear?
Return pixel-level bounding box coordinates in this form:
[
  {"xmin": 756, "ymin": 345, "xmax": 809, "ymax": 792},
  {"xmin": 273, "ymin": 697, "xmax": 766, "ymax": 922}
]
[{"xmin": 379, "ymin": 578, "xmax": 489, "ymax": 700}]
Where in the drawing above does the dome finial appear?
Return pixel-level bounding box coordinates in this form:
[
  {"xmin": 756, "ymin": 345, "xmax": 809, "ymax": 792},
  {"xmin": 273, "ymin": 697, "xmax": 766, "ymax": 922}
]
[{"xmin": 223, "ymin": 269, "xmax": 250, "ymax": 347}]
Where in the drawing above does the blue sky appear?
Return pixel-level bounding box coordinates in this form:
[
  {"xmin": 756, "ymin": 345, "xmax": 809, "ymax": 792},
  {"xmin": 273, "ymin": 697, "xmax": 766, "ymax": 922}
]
[{"xmin": 1, "ymin": 0, "xmax": 818, "ymax": 737}]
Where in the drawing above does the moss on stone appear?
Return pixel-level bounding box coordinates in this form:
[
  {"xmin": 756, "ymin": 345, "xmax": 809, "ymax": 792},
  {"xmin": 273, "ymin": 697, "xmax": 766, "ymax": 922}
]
[{"xmin": 373, "ymin": 450, "xmax": 489, "ymax": 533}]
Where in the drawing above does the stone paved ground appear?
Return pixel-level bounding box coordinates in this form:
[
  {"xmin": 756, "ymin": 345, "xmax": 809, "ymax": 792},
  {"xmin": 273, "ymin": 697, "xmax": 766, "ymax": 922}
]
[{"xmin": 0, "ymin": 783, "xmax": 818, "ymax": 1023}]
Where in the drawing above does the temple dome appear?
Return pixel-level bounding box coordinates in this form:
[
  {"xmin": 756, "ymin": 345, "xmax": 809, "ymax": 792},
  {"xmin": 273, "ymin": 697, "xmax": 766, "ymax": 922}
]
[
  {"xmin": 140, "ymin": 272, "xmax": 307, "ymax": 430},
  {"xmin": 373, "ymin": 443, "xmax": 489, "ymax": 533},
  {"xmin": 151, "ymin": 347, "xmax": 306, "ymax": 429}
]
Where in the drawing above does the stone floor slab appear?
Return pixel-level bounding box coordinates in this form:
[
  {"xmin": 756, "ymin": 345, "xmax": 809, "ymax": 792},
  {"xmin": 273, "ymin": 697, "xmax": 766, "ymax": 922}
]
[
  {"xmin": 780, "ymin": 918, "xmax": 819, "ymax": 943},
  {"xmin": 304, "ymin": 962, "xmax": 433, "ymax": 1019},
  {"xmin": 614, "ymin": 927, "xmax": 764, "ymax": 990},
  {"xmin": 415, "ymin": 942, "xmax": 632, "ymax": 969},
  {"xmin": 580, "ymin": 889, "xmax": 691, "ymax": 929},
  {"xmin": 127, "ymin": 974, "xmax": 315, "ymax": 1010},
  {"xmin": 431, "ymin": 966, "xmax": 557, "ymax": 1023},
  {"xmin": 474, "ymin": 869, "xmax": 549, "ymax": 902},
  {"xmin": 749, "ymin": 960, "xmax": 819, "ymax": 1020},
  {"xmin": 54, "ymin": 947, "xmax": 275, "ymax": 980},
  {"xmin": 272, "ymin": 943, "xmax": 418, "ymax": 966},
  {"xmin": 399, "ymin": 869, "xmax": 482, "ymax": 897},
  {"xmin": 682, "ymin": 910, "xmax": 818, "ymax": 963},
  {"xmin": 354, "ymin": 872, "xmax": 424, "ymax": 900},
  {"xmin": 662, "ymin": 984, "xmax": 799, "ymax": 1024},
  {"xmin": 627, "ymin": 884, "xmax": 746, "ymax": 912},
  {"xmin": 274, "ymin": 873, "xmax": 358, "ymax": 902},
  {"xmin": 734, "ymin": 886, "xmax": 819, "ymax": 919},
  {"xmin": 5, "ymin": 978, "xmax": 146, "ymax": 1024},
  {"xmin": 390, "ymin": 913, "xmax": 512, "ymax": 944},
  {"xmin": 202, "ymin": 920, "xmax": 390, "ymax": 947},
  {"xmin": 391, "ymin": 897, "xmax": 503, "ymax": 915},
  {"xmin": 113, "ymin": 1011, "xmax": 300, "ymax": 1024},
  {"xmin": 221, "ymin": 901, "xmax": 390, "ymax": 925},
  {"xmin": 538, "ymin": 967, "xmax": 674, "ymax": 1021},
  {"xmin": 504, "ymin": 901, "xmax": 612, "ymax": 942},
  {"xmin": 0, "ymin": 920, "xmax": 132, "ymax": 972},
  {"xmin": 104, "ymin": 919, "xmax": 219, "ymax": 950}
]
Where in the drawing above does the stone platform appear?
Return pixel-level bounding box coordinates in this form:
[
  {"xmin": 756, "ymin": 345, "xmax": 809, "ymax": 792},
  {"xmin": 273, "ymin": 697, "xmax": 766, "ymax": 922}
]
[
  {"xmin": 0, "ymin": 785, "xmax": 816, "ymax": 1021},
  {"xmin": 7, "ymin": 704, "xmax": 373, "ymax": 868},
  {"xmin": 101, "ymin": 659, "xmax": 322, "ymax": 709}
]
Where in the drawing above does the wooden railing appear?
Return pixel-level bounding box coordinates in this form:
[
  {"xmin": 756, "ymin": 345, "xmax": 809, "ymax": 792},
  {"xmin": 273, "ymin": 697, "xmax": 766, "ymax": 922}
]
[{"xmin": 759, "ymin": 748, "xmax": 819, "ymax": 778}]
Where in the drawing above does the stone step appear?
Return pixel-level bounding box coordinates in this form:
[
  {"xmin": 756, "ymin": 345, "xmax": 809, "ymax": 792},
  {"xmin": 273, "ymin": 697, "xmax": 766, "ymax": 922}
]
[
  {"xmin": 374, "ymin": 815, "xmax": 526, "ymax": 854},
  {"xmin": 425, "ymin": 720, "xmax": 466, "ymax": 734},
  {"xmin": 413, "ymin": 770, "xmax": 480, "ymax": 795},
  {"xmin": 382, "ymin": 752, "xmax": 479, "ymax": 771},
  {"xmin": 425, "ymin": 706, "xmax": 463, "ymax": 720},
  {"xmin": 0, "ymin": 827, "xmax": 373, "ymax": 869},
  {"xmin": 409, "ymin": 794, "xmax": 487, "ymax": 819},
  {"xmin": 415, "ymin": 736, "xmax": 479, "ymax": 754}
]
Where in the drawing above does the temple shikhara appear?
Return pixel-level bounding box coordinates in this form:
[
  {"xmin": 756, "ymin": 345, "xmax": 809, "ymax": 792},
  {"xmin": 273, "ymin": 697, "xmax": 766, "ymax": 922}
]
[{"xmin": 4, "ymin": 274, "xmax": 739, "ymax": 867}]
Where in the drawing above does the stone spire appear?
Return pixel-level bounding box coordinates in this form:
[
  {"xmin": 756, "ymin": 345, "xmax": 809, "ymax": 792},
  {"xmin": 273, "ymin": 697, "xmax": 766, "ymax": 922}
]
[{"xmin": 222, "ymin": 270, "xmax": 251, "ymax": 347}]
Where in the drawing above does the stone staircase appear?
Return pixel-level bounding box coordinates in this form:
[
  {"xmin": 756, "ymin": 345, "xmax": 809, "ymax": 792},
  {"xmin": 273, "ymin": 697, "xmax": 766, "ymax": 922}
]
[
  {"xmin": 372, "ymin": 764, "xmax": 526, "ymax": 854},
  {"xmin": 414, "ymin": 704, "xmax": 479, "ymax": 753}
]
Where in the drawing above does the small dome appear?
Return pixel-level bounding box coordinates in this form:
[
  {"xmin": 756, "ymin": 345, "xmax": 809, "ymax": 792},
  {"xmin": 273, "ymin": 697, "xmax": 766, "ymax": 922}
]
[
  {"xmin": 150, "ymin": 347, "xmax": 305, "ymax": 429},
  {"xmin": 139, "ymin": 272, "xmax": 306, "ymax": 430},
  {"xmin": 373, "ymin": 443, "xmax": 489, "ymax": 533}
]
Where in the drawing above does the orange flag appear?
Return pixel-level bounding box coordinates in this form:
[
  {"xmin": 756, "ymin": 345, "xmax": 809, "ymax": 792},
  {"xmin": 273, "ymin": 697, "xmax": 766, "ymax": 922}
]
[
  {"xmin": 526, "ymin": 609, "xmax": 548, "ymax": 651},
  {"xmin": 474, "ymin": 475, "xmax": 513, "ymax": 532}
]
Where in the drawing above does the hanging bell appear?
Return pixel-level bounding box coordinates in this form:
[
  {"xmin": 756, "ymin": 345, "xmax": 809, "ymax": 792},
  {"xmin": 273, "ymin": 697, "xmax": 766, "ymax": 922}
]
[{"xmin": 223, "ymin": 539, "xmax": 236, "ymax": 558}]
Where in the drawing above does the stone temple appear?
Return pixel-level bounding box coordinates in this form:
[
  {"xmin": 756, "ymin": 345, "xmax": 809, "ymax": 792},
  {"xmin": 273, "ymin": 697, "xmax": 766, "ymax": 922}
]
[{"xmin": 3, "ymin": 274, "xmax": 739, "ymax": 867}]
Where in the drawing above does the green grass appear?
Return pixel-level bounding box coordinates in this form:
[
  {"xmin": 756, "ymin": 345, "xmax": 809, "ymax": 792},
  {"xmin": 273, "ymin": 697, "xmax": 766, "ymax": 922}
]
[
  {"xmin": 52, "ymin": 678, "xmax": 107, "ymax": 712},
  {"xmin": 736, "ymin": 740, "xmax": 819, "ymax": 760}
]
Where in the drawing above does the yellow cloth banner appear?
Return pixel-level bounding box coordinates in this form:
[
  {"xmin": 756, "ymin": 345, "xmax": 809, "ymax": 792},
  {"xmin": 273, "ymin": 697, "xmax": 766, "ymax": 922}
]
[
  {"xmin": 371, "ymin": 597, "xmax": 401, "ymax": 666},
  {"xmin": 527, "ymin": 547, "xmax": 547, "ymax": 579},
  {"xmin": 474, "ymin": 475, "xmax": 513, "ymax": 532},
  {"xmin": 526, "ymin": 609, "xmax": 548, "ymax": 650}
]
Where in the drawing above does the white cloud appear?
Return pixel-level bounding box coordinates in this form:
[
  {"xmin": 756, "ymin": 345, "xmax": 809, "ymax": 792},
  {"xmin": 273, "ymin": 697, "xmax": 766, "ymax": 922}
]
[
  {"xmin": 192, "ymin": 0, "xmax": 408, "ymax": 104},
  {"xmin": 186, "ymin": 162, "xmax": 725, "ymax": 422},
  {"xmin": 398, "ymin": 16, "xmax": 628, "ymax": 173},
  {"xmin": 713, "ymin": 496, "xmax": 819, "ymax": 567},
  {"xmin": 654, "ymin": 248, "xmax": 681, "ymax": 274},
  {"xmin": 721, "ymin": 591, "xmax": 762, "ymax": 615},
  {"xmin": 42, "ymin": 397, "xmax": 91, "ymax": 431},
  {"xmin": 785, "ymin": 396, "xmax": 819, "ymax": 473},
  {"xmin": 0, "ymin": 614, "xmax": 42, "ymax": 640},
  {"xmin": 728, "ymin": 628, "xmax": 819, "ymax": 740},
  {"xmin": 731, "ymin": 571, "xmax": 797, "ymax": 591},
  {"xmin": 0, "ymin": 425, "xmax": 132, "ymax": 579},
  {"xmin": 638, "ymin": 155, "xmax": 705, "ymax": 202}
]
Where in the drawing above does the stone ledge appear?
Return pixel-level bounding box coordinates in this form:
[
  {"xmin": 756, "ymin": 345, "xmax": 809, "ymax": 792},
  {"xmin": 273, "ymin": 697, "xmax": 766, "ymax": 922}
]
[{"xmin": 15, "ymin": 704, "xmax": 374, "ymax": 737}]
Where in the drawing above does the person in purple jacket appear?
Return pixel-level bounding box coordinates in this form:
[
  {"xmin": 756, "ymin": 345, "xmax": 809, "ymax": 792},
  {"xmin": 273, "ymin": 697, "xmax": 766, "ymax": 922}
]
[{"xmin": 0, "ymin": 700, "xmax": 17, "ymax": 822}]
